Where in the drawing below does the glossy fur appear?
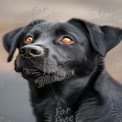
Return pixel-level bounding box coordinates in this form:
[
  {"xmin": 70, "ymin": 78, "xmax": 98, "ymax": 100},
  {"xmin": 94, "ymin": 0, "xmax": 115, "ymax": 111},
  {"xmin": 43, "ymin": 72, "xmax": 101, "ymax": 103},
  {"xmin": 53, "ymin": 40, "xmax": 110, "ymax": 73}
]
[{"xmin": 3, "ymin": 18, "xmax": 122, "ymax": 122}]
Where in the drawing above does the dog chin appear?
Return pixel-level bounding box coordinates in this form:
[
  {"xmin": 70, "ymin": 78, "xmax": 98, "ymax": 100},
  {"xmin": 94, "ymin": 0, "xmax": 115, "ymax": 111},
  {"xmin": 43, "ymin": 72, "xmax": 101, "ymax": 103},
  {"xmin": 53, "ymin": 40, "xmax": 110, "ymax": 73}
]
[
  {"xmin": 20, "ymin": 67, "xmax": 74, "ymax": 88},
  {"xmin": 34, "ymin": 70, "xmax": 75, "ymax": 88}
]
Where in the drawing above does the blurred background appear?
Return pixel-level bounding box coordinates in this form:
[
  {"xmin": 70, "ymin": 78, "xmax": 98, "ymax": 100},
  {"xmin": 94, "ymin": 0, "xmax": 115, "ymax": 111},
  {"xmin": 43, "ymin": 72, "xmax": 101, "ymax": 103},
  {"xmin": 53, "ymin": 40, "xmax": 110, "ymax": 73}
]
[{"xmin": 0, "ymin": 0, "xmax": 122, "ymax": 122}]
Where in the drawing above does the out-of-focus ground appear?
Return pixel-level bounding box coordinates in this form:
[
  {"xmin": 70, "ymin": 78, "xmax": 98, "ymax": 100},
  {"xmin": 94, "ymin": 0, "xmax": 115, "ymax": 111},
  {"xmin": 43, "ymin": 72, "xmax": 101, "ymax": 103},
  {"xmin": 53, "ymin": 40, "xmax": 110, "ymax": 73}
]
[{"xmin": 0, "ymin": 0, "xmax": 122, "ymax": 122}]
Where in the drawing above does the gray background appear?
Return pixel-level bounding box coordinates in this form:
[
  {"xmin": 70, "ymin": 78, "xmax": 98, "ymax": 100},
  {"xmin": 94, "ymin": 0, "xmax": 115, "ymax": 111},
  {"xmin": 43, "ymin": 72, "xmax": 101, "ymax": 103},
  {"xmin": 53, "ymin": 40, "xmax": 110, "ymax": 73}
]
[{"xmin": 0, "ymin": 0, "xmax": 122, "ymax": 122}]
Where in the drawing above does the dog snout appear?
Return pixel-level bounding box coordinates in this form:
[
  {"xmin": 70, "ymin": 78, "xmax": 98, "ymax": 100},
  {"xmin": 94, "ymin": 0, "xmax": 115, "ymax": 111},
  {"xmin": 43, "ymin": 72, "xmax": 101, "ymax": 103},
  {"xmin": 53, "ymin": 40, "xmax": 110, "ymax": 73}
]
[{"xmin": 20, "ymin": 45, "xmax": 44, "ymax": 58}]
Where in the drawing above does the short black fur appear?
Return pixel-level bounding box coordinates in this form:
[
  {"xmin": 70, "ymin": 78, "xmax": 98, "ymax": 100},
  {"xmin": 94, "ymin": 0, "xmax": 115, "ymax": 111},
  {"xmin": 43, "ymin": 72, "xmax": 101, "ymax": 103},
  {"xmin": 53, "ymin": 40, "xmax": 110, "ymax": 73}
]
[{"xmin": 3, "ymin": 18, "xmax": 122, "ymax": 122}]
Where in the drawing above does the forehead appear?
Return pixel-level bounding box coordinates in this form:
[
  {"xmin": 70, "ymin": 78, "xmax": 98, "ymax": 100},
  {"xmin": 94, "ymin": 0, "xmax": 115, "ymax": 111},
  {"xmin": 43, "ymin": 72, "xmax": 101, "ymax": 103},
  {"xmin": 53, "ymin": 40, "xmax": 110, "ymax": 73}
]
[{"xmin": 24, "ymin": 21, "xmax": 86, "ymax": 38}]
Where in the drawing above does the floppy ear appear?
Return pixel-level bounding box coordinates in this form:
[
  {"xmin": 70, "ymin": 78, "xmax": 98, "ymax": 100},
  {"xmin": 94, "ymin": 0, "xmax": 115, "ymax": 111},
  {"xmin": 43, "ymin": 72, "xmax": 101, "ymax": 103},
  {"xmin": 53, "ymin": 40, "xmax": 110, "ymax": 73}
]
[
  {"xmin": 68, "ymin": 18, "xmax": 122, "ymax": 56},
  {"xmin": 3, "ymin": 27, "xmax": 24, "ymax": 62}
]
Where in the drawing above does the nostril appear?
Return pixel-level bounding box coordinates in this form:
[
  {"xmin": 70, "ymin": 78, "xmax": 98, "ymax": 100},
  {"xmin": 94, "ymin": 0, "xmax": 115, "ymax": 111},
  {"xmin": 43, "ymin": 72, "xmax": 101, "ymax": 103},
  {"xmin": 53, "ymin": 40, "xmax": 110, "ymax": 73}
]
[
  {"xmin": 30, "ymin": 49, "xmax": 41, "ymax": 55},
  {"xmin": 20, "ymin": 48, "xmax": 25, "ymax": 55}
]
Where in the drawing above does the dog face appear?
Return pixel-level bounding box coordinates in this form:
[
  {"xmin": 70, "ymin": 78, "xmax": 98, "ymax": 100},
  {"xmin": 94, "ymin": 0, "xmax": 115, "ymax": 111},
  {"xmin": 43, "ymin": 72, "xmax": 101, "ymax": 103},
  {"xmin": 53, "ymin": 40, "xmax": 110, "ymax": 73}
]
[{"xmin": 3, "ymin": 19, "xmax": 122, "ymax": 86}]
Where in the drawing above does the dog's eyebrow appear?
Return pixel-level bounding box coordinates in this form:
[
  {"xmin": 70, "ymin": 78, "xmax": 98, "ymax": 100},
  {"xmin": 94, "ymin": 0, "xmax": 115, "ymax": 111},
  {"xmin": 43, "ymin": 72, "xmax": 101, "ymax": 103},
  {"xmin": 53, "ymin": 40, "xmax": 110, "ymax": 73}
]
[{"xmin": 55, "ymin": 28, "xmax": 68, "ymax": 36}]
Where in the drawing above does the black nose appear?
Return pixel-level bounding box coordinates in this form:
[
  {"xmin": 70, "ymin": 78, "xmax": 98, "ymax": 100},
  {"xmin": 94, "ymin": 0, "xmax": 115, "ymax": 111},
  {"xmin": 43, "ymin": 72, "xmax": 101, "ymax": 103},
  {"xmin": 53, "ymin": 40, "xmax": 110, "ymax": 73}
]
[{"xmin": 20, "ymin": 45, "xmax": 44, "ymax": 58}]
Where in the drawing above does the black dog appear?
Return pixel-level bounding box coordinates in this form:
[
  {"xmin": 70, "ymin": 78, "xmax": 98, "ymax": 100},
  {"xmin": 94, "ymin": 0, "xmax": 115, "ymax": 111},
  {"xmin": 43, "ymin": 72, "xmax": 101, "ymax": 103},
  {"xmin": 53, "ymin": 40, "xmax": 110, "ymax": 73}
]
[{"xmin": 3, "ymin": 18, "xmax": 122, "ymax": 122}]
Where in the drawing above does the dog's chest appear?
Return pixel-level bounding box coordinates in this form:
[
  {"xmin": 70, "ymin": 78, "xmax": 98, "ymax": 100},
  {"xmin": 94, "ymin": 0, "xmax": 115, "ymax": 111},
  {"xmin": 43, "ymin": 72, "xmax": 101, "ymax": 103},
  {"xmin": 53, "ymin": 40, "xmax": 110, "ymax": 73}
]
[
  {"xmin": 33, "ymin": 98, "xmax": 75, "ymax": 122},
  {"xmin": 45, "ymin": 106, "xmax": 75, "ymax": 122}
]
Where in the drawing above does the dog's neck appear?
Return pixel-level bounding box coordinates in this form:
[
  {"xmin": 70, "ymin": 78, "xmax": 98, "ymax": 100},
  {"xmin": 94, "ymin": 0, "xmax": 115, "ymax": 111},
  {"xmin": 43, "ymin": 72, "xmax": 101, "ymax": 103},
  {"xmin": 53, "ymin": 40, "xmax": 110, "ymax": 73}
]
[
  {"xmin": 28, "ymin": 75, "xmax": 91, "ymax": 120},
  {"xmin": 28, "ymin": 76, "xmax": 90, "ymax": 102}
]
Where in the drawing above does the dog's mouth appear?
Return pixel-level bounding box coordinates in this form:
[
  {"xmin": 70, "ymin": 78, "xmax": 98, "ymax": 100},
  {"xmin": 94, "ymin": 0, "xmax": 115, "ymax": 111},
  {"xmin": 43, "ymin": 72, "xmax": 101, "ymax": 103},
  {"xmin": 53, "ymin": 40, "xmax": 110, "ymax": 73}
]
[
  {"xmin": 15, "ymin": 57, "xmax": 74, "ymax": 87},
  {"xmin": 14, "ymin": 55, "xmax": 75, "ymax": 87},
  {"xmin": 21, "ymin": 66, "xmax": 74, "ymax": 88},
  {"xmin": 22, "ymin": 67, "xmax": 51, "ymax": 79}
]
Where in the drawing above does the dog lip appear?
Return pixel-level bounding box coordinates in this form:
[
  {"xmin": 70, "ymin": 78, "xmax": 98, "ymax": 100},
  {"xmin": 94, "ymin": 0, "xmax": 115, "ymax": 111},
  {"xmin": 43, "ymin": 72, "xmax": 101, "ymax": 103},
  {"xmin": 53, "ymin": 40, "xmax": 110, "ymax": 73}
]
[
  {"xmin": 14, "ymin": 66, "xmax": 22, "ymax": 72},
  {"xmin": 23, "ymin": 68, "xmax": 33, "ymax": 75},
  {"xmin": 22, "ymin": 67, "xmax": 48, "ymax": 76}
]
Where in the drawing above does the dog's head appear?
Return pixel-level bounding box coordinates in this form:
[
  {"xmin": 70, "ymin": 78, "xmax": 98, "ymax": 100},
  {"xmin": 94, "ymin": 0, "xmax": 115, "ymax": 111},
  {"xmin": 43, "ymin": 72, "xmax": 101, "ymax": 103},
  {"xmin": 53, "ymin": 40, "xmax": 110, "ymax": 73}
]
[{"xmin": 3, "ymin": 19, "xmax": 122, "ymax": 86}]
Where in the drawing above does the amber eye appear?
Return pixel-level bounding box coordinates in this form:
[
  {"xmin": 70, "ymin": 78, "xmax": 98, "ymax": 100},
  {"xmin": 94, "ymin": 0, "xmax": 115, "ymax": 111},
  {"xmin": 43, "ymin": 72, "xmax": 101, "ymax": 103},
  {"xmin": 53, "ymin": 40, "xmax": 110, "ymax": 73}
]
[
  {"xmin": 25, "ymin": 37, "xmax": 33, "ymax": 43},
  {"xmin": 61, "ymin": 37, "xmax": 73, "ymax": 44}
]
